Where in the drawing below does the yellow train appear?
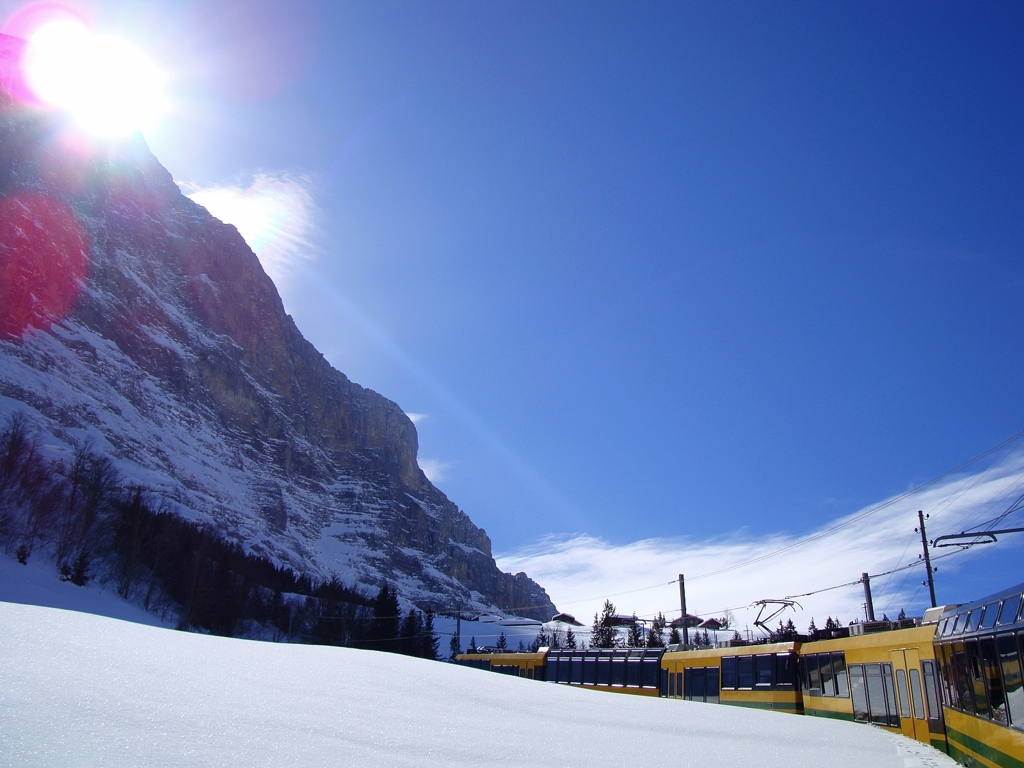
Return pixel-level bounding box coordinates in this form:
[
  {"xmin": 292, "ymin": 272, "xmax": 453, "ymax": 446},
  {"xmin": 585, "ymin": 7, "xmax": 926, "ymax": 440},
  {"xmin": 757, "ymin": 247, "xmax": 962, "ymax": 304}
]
[{"xmin": 456, "ymin": 579, "xmax": 1024, "ymax": 767}]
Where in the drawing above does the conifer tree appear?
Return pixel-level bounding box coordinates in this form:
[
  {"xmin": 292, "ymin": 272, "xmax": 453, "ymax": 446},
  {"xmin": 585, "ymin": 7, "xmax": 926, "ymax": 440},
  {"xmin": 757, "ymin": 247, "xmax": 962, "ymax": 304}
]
[
  {"xmin": 496, "ymin": 631, "xmax": 508, "ymax": 650},
  {"xmin": 646, "ymin": 613, "xmax": 666, "ymax": 648},
  {"xmin": 565, "ymin": 627, "xmax": 577, "ymax": 649},
  {"xmin": 420, "ymin": 611, "xmax": 439, "ymax": 660},
  {"xmin": 591, "ymin": 600, "xmax": 618, "ymax": 648},
  {"xmin": 897, "ymin": 608, "xmax": 906, "ymax": 620},
  {"xmin": 807, "ymin": 617, "xmax": 818, "ymax": 635},
  {"xmin": 370, "ymin": 584, "xmax": 401, "ymax": 652},
  {"xmin": 626, "ymin": 615, "xmax": 644, "ymax": 647},
  {"xmin": 449, "ymin": 634, "xmax": 461, "ymax": 660},
  {"xmin": 668, "ymin": 626, "xmax": 681, "ymax": 645},
  {"xmin": 470, "ymin": 636, "xmax": 477, "ymax": 652}
]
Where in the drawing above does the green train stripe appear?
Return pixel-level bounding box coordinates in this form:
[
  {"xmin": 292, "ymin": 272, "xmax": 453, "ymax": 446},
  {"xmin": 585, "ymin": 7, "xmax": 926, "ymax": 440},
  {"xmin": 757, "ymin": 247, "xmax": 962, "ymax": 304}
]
[
  {"xmin": 721, "ymin": 700, "xmax": 802, "ymax": 713},
  {"xmin": 804, "ymin": 707, "xmax": 855, "ymax": 722},
  {"xmin": 945, "ymin": 725, "xmax": 1024, "ymax": 768}
]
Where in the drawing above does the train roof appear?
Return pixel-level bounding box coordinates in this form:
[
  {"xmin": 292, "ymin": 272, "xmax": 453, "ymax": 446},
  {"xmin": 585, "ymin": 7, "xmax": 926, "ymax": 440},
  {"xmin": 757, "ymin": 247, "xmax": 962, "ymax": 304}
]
[{"xmin": 935, "ymin": 580, "xmax": 1024, "ymax": 641}]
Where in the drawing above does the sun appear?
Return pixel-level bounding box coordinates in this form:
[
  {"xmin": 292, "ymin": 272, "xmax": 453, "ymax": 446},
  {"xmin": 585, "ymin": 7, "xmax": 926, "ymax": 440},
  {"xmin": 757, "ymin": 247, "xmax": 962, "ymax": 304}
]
[{"xmin": 21, "ymin": 18, "xmax": 165, "ymax": 137}]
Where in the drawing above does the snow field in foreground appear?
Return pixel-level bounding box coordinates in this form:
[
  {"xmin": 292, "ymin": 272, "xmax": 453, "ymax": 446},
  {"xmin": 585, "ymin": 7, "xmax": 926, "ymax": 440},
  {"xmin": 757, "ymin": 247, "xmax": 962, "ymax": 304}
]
[{"xmin": 1, "ymin": 601, "xmax": 958, "ymax": 767}]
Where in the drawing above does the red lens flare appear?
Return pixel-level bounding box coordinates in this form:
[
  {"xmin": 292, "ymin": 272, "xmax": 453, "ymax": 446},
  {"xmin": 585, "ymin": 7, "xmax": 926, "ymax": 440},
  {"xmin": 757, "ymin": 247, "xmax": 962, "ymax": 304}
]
[
  {"xmin": 0, "ymin": 2, "xmax": 88, "ymax": 104},
  {"xmin": 0, "ymin": 192, "xmax": 88, "ymax": 338}
]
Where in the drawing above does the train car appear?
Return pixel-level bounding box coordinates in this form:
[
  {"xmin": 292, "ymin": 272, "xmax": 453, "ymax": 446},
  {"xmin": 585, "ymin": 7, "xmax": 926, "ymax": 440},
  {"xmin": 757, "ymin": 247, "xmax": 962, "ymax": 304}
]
[
  {"xmin": 661, "ymin": 641, "xmax": 802, "ymax": 713},
  {"xmin": 455, "ymin": 649, "xmax": 548, "ymax": 680},
  {"xmin": 933, "ymin": 582, "xmax": 1024, "ymax": 768},
  {"xmin": 543, "ymin": 647, "xmax": 664, "ymax": 696},
  {"xmin": 798, "ymin": 624, "xmax": 947, "ymax": 752},
  {"xmin": 456, "ymin": 647, "xmax": 665, "ymax": 696}
]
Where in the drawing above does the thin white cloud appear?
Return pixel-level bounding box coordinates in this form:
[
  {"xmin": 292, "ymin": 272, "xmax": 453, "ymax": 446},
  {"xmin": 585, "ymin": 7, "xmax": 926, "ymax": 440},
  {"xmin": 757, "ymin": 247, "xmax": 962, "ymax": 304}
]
[
  {"xmin": 406, "ymin": 413, "xmax": 428, "ymax": 424},
  {"xmin": 419, "ymin": 458, "xmax": 452, "ymax": 483},
  {"xmin": 497, "ymin": 450, "xmax": 1024, "ymax": 636},
  {"xmin": 179, "ymin": 174, "xmax": 316, "ymax": 286}
]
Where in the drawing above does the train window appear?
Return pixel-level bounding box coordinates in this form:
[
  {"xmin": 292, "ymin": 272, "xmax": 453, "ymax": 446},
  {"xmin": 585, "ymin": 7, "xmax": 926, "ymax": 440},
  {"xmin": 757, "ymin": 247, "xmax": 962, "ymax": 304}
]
[
  {"xmin": 611, "ymin": 657, "xmax": 625, "ymax": 686},
  {"xmin": 626, "ymin": 658, "xmax": 641, "ymax": 687},
  {"xmin": 882, "ymin": 664, "xmax": 900, "ymax": 726},
  {"xmin": 707, "ymin": 667, "xmax": 720, "ymax": 704},
  {"xmin": 820, "ymin": 654, "xmax": 836, "ymax": 697},
  {"xmin": 850, "ymin": 665, "xmax": 869, "ymax": 722},
  {"xmin": 965, "ymin": 641, "xmax": 990, "ymax": 717},
  {"xmin": 981, "ymin": 638, "xmax": 1007, "ymax": 724},
  {"xmin": 952, "ymin": 613, "xmax": 966, "ymax": 635},
  {"xmin": 998, "ymin": 595, "xmax": 1022, "ymax": 626},
  {"xmin": 896, "ymin": 669, "xmax": 911, "ymax": 719},
  {"xmin": 921, "ymin": 660, "xmax": 941, "ymax": 721},
  {"xmin": 865, "ymin": 664, "xmax": 889, "ymax": 725},
  {"xmin": 558, "ymin": 657, "xmax": 571, "ymax": 684},
  {"xmin": 938, "ymin": 617, "xmax": 952, "ymax": 637},
  {"xmin": 808, "ymin": 654, "xmax": 821, "ymax": 696},
  {"xmin": 582, "ymin": 657, "xmax": 595, "ymax": 685},
  {"xmin": 999, "ymin": 634, "xmax": 1024, "ymax": 729},
  {"xmin": 776, "ymin": 654, "xmax": 796, "ymax": 688},
  {"xmin": 981, "ymin": 603, "xmax": 1000, "ymax": 630},
  {"xmin": 738, "ymin": 656, "xmax": 755, "ymax": 689},
  {"xmin": 692, "ymin": 668, "xmax": 707, "ymax": 701},
  {"xmin": 755, "ymin": 655, "xmax": 772, "ymax": 687},
  {"xmin": 643, "ymin": 658, "xmax": 660, "ymax": 688},
  {"xmin": 951, "ymin": 642, "xmax": 975, "ymax": 714},
  {"xmin": 909, "ymin": 668, "xmax": 925, "ymax": 720},
  {"xmin": 833, "ymin": 653, "xmax": 849, "ymax": 697},
  {"xmin": 570, "ymin": 656, "xmax": 583, "ymax": 684},
  {"xmin": 668, "ymin": 670, "xmax": 675, "ymax": 698},
  {"xmin": 676, "ymin": 672, "xmax": 682, "ymax": 698},
  {"xmin": 969, "ymin": 610, "xmax": 984, "ymax": 633},
  {"xmin": 721, "ymin": 657, "xmax": 737, "ymax": 690}
]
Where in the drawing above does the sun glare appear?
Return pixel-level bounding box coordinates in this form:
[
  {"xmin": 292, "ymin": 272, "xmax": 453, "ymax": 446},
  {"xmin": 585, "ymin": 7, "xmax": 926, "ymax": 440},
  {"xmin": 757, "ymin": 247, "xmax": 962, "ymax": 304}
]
[{"xmin": 22, "ymin": 18, "xmax": 165, "ymax": 136}]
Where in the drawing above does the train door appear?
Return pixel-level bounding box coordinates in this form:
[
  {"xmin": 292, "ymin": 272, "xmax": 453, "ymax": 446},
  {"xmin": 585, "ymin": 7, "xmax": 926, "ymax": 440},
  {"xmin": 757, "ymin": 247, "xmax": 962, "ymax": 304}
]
[{"xmin": 889, "ymin": 648, "xmax": 929, "ymax": 743}]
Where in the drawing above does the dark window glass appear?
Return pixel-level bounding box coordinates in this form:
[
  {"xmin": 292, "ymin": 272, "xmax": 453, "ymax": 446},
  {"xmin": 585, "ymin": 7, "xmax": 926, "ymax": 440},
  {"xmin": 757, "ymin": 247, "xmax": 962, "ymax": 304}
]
[
  {"xmin": 850, "ymin": 665, "xmax": 869, "ymax": 722},
  {"xmin": 833, "ymin": 653, "xmax": 849, "ymax": 697},
  {"xmin": 808, "ymin": 654, "xmax": 821, "ymax": 695},
  {"xmin": 668, "ymin": 670, "xmax": 675, "ymax": 698},
  {"xmin": 969, "ymin": 610, "xmax": 984, "ymax": 633},
  {"xmin": 999, "ymin": 638, "xmax": 1024, "ymax": 733},
  {"xmin": 799, "ymin": 656, "xmax": 810, "ymax": 694},
  {"xmin": 626, "ymin": 658, "xmax": 641, "ymax": 687},
  {"xmin": 721, "ymin": 657, "xmax": 738, "ymax": 690},
  {"xmin": 755, "ymin": 655, "xmax": 773, "ymax": 687},
  {"xmin": 597, "ymin": 656, "xmax": 611, "ymax": 686},
  {"xmin": 738, "ymin": 656, "xmax": 754, "ymax": 689},
  {"xmin": 922, "ymin": 660, "xmax": 941, "ymax": 721},
  {"xmin": 820, "ymin": 653, "xmax": 836, "ymax": 697},
  {"xmin": 980, "ymin": 637, "xmax": 1007, "ymax": 724},
  {"xmin": 939, "ymin": 618, "xmax": 951, "ymax": 637},
  {"xmin": 866, "ymin": 664, "xmax": 889, "ymax": 725},
  {"xmin": 611, "ymin": 657, "xmax": 626, "ymax": 686},
  {"xmin": 952, "ymin": 613, "xmax": 967, "ymax": 635},
  {"xmin": 998, "ymin": 595, "xmax": 1022, "ymax": 626},
  {"xmin": 965, "ymin": 641, "xmax": 990, "ymax": 717},
  {"xmin": 693, "ymin": 668, "xmax": 706, "ymax": 701},
  {"xmin": 909, "ymin": 669, "xmax": 925, "ymax": 720},
  {"xmin": 951, "ymin": 642, "xmax": 975, "ymax": 714},
  {"xmin": 998, "ymin": 634, "xmax": 1024, "ymax": 729},
  {"xmin": 707, "ymin": 667, "xmax": 720, "ymax": 704},
  {"xmin": 883, "ymin": 663, "xmax": 900, "ymax": 727},
  {"xmin": 582, "ymin": 657, "xmax": 596, "ymax": 685},
  {"xmin": 677, "ymin": 671, "xmax": 683, "ymax": 699},
  {"xmin": 896, "ymin": 668, "xmax": 911, "ymax": 719},
  {"xmin": 776, "ymin": 654, "xmax": 795, "ymax": 688},
  {"xmin": 571, "ymin": 656, "xmax": 583, "ymax": 684},
  {"xmin": 982, "ymin": 603, "xmax": 1001, "ymax": 630},
  {"xmin": 643, "ymin": 658, "xmax": 660, "ymax": 688}
]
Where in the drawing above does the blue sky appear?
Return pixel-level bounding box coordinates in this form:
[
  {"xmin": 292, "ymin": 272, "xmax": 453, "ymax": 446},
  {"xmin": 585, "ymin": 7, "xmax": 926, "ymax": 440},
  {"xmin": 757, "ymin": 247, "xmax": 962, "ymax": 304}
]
[{"xmin": 5, "ymin": 0, "xmax": 1023, "ymax": 625}]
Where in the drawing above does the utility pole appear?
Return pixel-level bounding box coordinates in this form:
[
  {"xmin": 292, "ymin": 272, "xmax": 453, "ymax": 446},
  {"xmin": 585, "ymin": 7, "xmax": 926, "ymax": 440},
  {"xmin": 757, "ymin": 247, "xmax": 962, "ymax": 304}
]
[
  {"xmin": 861, "ymin": 573, "xmax": 875, "ymax": 621},
  {"xmin": 455, "ymin": 605, "xmax": 462, "ymax": 654},
  {"xmin": 678, "ymin": 573, "xmax": 689, "ymax": 648},
  {"xmin": 917, "ymin": 510, "xmax": 937, "ymax": 608}
]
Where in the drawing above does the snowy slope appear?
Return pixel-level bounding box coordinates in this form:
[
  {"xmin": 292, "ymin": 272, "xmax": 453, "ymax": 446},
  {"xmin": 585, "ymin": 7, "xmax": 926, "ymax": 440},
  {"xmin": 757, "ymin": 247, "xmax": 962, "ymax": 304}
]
[{"xmin": 1, "ymin": 601, "xmax": 956, "ymax": 767}]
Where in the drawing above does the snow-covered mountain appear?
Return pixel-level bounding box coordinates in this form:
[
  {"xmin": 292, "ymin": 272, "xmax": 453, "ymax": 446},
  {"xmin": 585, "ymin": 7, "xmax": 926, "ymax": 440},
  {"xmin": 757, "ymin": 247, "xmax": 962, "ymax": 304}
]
[{"xmin": 0, "ymin": 35, "xmax": 555, "ymax": 621}]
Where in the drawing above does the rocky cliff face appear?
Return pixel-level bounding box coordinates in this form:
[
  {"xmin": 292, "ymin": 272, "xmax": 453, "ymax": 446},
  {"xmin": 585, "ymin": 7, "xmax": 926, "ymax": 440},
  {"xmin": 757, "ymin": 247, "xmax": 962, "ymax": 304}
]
[{"xmin": 0, "ymin": 41, "xmax": 555, "ymax": 621}]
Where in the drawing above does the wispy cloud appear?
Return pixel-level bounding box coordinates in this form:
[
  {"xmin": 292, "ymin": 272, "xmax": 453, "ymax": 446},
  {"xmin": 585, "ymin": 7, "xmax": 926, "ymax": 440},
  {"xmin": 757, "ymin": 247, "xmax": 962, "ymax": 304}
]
[
  {"xmin": 497, "ymin": 450, "xmax": 1024, "ymax": 634},
  {"xmin": 179, "ymin": 174, "xmax": 316, "ymax": 286},
  {"xmin": 406, "ymin": 413, "xmax": 428, "ymax": 424},
  {"xmin": 419, "ymin": 458, "xmax": 452, "ymax": 483}
]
